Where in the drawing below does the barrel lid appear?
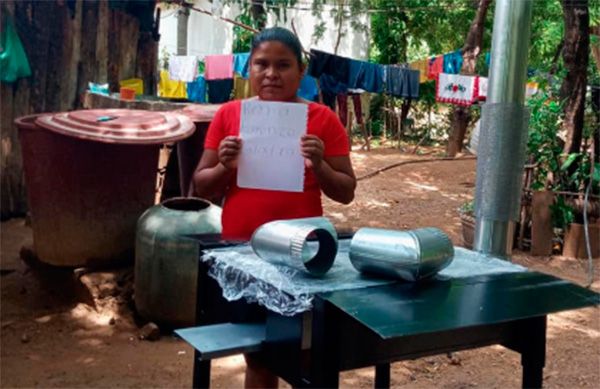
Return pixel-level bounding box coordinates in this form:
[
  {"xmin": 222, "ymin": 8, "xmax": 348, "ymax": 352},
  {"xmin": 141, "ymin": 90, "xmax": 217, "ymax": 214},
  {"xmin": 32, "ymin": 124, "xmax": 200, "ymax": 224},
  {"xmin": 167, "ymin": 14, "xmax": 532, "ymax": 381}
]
[
  {"xmin": 34, "ymin": 109, "xmax": 195, "ymax": 144},
  {"xmin": 178, "ymin": 104, "xmax": 221, "ymax": 123}
]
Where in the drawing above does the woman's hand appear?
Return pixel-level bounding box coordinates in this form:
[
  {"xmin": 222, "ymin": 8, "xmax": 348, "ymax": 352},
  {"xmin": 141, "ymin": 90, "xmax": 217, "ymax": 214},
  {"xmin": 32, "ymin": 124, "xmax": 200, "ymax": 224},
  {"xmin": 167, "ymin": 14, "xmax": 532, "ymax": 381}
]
[
  {"xmin": 301, "ymin": 134, "xmax": 324, "ymax": 171},
  {"xmin": 218, "ymin": 136, "xmax": 242, "ymax": 170}
]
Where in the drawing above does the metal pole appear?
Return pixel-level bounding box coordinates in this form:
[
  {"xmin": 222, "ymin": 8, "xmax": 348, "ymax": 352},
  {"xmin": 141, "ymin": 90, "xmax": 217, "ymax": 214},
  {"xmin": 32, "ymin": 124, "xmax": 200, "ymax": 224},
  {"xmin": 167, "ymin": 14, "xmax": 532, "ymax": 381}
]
[{"xmin": 473, "ymin": 0, "xmax": 533, "ymax": 257}]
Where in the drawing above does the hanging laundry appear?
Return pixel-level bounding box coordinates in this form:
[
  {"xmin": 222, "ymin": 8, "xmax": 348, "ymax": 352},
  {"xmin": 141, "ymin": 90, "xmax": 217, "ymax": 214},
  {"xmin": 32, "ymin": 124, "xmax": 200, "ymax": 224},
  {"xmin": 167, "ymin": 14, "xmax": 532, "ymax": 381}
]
[
  {"xmin": 158, "ymin": 70, "xmax": 187, "ymax": 99},
  {"xmin": 348, "ymin": 60, "xmax": 384, "ymax": 93},
  {"xmin": 168, "ymin": 56, "xmax": 199, "ymax": 82},
  {"xmin": 409, "ymin": 59, "xmax": 429, "ymax": 84},
  {"xmin": 360, "ymin": 93, "xmax": 372, "ymax": 123},
  {"xmin": 205, "ymin": 54, "xmax": 234, "ymax": 80},
  {"xmin": 321, "ymin": 91, "xmax": 336, "ymax": 110},
  {"xmin": 318, "ymin": 74, "xmax": 347, "ymax": 109},
  {"xmin": 233, "ymin": 52, "xmax": 250, "ymax": 79},
  {"xmin": 0, "ymin": 14, "xmax": 31, "ymax": 83},
  {"xmin": 427, "ymin": 56, "xmax": 444, "ymax": 80},
  {"xmin": 436, "ymin": 73, "xmax": 478, "ymax": 106},
  {"xmin": 297, "ymin": 75, "xmax": 319, "ymax": 101},
  {"xmin": 443, "ymin": 51, "xmax": 463, "ymax": 74},
  {"xmin": 349, "ymin": 94, "xmax": 363, "ymax": 125},
  {"xmin": 187, "ymin": 75, "xmax": 207, "ymax": 103},
  {"xmin": 336, "ymin": 94, "xmax": 349, "ymax": 127},
  {"xmin": 207, "ymin": 78, "xmax": 233, "ymax": 103},
  {"xmin": 233, "ymin": 74, "xmax": 255, "ymax": 99},
  {"xmin": 477, "ymin": 76, "xmax": 488, "ymax": 100},
  {"xmin": 385, "ymin": 67, "xmax": 420, "ymax": 99},
  {"xmin": 307, "ymin": 49, "xmax": 351, "ymax": 85}
]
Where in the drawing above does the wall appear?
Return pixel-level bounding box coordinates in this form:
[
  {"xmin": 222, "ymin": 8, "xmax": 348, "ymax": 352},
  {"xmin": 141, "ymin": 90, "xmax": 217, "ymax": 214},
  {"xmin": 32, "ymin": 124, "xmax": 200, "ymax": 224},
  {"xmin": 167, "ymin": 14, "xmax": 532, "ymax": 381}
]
[
  {"xmin": 159, "ymin": 0, "xmax": 370, "ymax": 59},
  {"xmin": 1, "ymin": 0, "xmax": 159, "ymax": 219}
]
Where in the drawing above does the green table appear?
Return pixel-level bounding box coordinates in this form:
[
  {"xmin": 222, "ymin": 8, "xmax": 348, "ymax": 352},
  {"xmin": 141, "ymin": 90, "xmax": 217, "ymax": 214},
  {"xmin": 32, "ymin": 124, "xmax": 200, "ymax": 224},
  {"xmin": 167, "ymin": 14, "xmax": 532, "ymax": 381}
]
[{"xmin": 177, "ymin": 241, "xmax": 599, "ymax": 388}]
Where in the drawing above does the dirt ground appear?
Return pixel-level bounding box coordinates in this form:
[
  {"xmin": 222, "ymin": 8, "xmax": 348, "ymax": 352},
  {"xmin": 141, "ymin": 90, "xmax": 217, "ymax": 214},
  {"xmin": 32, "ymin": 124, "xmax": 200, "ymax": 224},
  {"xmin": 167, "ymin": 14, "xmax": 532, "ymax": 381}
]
[{"xmin": 1, "ymin": 147, "xmax": 599, "ymax": 388}]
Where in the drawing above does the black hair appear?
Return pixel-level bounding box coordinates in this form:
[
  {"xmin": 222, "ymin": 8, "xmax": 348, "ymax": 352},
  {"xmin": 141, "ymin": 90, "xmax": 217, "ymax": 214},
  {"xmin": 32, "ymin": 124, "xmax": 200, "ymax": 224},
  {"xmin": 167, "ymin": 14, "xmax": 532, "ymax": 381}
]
[{"xmin": 251, "ymin": 27, "xmax": 304, "ymax": 67}]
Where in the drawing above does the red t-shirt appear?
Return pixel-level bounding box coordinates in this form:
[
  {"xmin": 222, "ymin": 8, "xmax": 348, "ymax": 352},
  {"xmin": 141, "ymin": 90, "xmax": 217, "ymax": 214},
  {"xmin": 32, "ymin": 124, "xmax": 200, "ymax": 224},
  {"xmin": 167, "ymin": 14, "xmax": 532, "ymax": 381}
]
[{"xmin": 204, "ymin": 100, "xmax": 350, "ymax": 240}]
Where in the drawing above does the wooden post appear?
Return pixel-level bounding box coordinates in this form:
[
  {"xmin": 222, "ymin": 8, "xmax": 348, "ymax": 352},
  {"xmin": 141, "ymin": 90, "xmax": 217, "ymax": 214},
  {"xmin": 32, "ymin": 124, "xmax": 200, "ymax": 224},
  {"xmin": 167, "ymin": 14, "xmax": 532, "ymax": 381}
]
[{"xmin": 531, "ymin": 191, "xmax": 554, "ymax": 256}]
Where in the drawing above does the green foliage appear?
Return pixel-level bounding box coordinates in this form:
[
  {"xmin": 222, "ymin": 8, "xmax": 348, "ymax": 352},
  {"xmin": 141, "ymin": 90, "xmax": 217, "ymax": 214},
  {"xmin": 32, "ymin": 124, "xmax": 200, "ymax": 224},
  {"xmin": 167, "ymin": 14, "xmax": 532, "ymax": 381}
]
[
  {"xmin": 528, "ymin": 0, "xmax": 564, "ymax": 70},
  {"xmin": 526, "ymin": 86, "xmax": 564, "ymax": 191},
  {"xmin": 593, "ymin": 163, "xmax": 600, "ymax": 186},
  {"xmin": 459, "ymin": 200, "xmax": 475, "ymax": 215},
  {"xmin": 526, "ymin": 73, "xmax": 599, "ymax": 228},
  {"xmin": 550, "ymin": 196, "xmax": 574, "ymax": 229},
  {"xmin": 232, "ymin": 13, "xmax": 258, "ymax": 52},
  {"xmin": 369, "ymin": 0, "xmax": 489, "ymax": 64},
  {"xmin": 369, "ymin": 0, "xmax": 409, "ymax": 64}
]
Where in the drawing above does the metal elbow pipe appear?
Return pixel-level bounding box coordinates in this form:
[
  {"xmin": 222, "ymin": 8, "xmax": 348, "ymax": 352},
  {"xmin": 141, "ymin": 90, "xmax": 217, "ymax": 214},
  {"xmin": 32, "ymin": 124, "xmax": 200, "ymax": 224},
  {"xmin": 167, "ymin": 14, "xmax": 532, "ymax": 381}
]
[
  {"xmin": 349, "ymin": 227, "xmax": 454, "ymax": 281},
  {"xmin": 251, "ymin": 217, "xmax": 338, "ymax": 276}
]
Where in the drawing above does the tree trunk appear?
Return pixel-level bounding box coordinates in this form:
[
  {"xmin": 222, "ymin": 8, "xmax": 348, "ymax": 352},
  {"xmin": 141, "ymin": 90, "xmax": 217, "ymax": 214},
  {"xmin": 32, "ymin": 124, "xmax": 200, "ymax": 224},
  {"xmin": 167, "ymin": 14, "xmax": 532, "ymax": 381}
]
[
  {"xmin": 591, "ymin": 25, "xmax": 600, "ymax": 73},
  {"xmin": 399, "ymin": 99, "xmax": 411, "ymax": 147},
  {"xmin": 560, "ymin": 0, "xmax": 589, "ymax": 156},
  {"xmin": 333, "ymin": 0, "xmax": 346, "ymax": 55},
  {"xmin": 446, "ymin": 0, "xmax": 492, "ymax": 157},
  {"xmin": 250, "ymin": 0, "xmax": 266, "ymax": 29},
  {"xmin": 177, "ymin": 7, "xmax": 189, "ymax": 55},
  {"xmin": 0, "ymin": 0, "xmax": 158, "ymax": 219}
]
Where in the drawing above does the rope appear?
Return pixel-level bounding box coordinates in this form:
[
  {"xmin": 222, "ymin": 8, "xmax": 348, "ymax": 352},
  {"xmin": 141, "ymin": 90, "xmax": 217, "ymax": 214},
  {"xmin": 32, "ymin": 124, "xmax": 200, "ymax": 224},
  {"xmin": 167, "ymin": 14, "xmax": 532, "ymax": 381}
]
[{"xmin": 357, "ymin": 155, "xmax": 476, "ymax": 181}]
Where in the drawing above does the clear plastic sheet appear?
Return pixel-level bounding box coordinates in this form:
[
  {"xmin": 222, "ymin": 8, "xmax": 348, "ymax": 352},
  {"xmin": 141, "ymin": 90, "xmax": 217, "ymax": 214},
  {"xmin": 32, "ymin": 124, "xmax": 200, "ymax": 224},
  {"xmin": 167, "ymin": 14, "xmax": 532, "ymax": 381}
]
[
  {"xmin": 203, "ymin": 240, "xmax": 393, "ymax": 316},
  {"xmin": 438, "ymin": 247, "xmax": 527, "ymax": 279},
  {"xmin": 202, "ymin": 241, "xmax": 527, "ymax": 316}
]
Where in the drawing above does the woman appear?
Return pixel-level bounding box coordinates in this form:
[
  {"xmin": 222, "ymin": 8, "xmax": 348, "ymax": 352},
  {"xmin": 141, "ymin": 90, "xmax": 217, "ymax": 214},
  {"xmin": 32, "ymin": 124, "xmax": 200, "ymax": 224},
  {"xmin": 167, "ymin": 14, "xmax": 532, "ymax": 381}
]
[{"xmin": 192, "ymin": 27, "xmax": 356, "ymax": 387}]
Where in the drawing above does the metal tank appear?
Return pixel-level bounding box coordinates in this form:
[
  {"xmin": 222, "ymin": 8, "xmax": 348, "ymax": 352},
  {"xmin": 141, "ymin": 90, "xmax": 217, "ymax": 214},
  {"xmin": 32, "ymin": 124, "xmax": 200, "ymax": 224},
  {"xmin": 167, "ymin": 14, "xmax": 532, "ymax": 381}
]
[{"xmin": 135, "ymin": 197, "xmax": 222, "ymax": 327}]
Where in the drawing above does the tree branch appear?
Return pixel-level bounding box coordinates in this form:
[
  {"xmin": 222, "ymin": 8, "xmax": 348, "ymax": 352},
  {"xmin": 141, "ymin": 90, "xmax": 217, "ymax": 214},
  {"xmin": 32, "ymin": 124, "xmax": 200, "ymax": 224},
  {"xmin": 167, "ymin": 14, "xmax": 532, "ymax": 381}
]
[{"xmin": 163, "ymin": 0, "xmax": 259, "ymax": 33}]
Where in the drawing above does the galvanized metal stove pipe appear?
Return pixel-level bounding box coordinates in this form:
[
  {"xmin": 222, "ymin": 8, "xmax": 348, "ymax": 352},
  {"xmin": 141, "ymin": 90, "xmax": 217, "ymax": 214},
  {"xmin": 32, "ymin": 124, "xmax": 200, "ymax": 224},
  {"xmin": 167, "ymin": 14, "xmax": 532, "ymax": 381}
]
[
  {"xmin": 251, "ymin": 217, "xmax": 338, "ymax": 276},
  {"xmin": 349, "ymin": 227, "xmax": 454, "ymax": 281},
  {"xmin": 474, "ymin": 0, "xmax": 533, "ymax": 258}
]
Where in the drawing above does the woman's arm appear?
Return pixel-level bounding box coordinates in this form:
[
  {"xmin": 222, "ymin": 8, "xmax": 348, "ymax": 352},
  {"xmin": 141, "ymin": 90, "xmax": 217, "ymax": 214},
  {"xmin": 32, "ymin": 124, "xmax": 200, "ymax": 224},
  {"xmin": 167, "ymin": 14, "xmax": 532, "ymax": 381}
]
[
  {"xmin": 313, "ymin": 155, "xmax": 356, "ymax": 204},
  {"xmin": 192, "ymin": 136, "xmax": 241, "ymax": 202},
  {"xmin": 302, "ymin": 135, "xmax": 356, "ymax": 204}
]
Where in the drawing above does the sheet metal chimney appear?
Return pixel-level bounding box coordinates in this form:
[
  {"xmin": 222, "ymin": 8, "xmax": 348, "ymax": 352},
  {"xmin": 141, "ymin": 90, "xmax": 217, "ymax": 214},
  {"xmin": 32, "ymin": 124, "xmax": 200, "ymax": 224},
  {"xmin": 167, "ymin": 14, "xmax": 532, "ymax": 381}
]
[{"xmin": 473, "ymin": 0, "xmax": 533, "ymax": 257}]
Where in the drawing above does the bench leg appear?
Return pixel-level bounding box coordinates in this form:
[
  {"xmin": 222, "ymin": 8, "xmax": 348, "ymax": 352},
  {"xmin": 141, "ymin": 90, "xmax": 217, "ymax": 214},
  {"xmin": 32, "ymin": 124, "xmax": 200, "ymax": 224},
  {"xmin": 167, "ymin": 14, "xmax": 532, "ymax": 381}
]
[
  {"xmin": 374, "ymin": 363, "xmax": 390, "ymax": 388},
  {"xmin": 192, "ymin": 350, "xmax": 211, "ymax": 389}
]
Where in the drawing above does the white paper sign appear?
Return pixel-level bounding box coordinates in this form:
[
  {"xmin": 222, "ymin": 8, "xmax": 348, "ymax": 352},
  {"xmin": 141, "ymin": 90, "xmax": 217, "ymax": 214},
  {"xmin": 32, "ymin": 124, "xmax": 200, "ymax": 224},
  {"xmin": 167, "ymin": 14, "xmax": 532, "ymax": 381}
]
[{"xmin": 238, "ymin": 100, "xmax": 308, "ymax": 192}]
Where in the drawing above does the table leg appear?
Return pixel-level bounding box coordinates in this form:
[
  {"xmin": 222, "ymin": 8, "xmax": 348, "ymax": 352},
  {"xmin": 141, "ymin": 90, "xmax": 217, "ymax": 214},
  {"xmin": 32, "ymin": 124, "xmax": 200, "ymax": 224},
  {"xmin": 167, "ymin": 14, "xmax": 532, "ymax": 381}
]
[
  {"xmin": 374, "ymin": 363, "xmax": 390, "ymax": 388},
  {"xmin": 520, "ymin": 316, "xmax": 547, "ymax": 389},
  {"xmin": 192, "ymin": 351, "xmax": 211, "ymax": 389},
  {"xmin": 310, "ymin": 298, "xmax": 340, "ymax": 388}
]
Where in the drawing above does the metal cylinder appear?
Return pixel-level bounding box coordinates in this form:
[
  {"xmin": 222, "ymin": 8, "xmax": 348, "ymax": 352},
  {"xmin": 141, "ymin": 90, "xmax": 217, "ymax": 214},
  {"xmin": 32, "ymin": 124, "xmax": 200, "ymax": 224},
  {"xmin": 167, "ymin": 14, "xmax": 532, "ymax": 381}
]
[
  {"xmin": 349, "ymin": 227, "xmax": 454, "ymax": 282},
  {"xmin": 474, "ymin": 0, "xmax": 533, "ymax": 258},
  {"xmin": 135, "ymin": 197, "xmax": 222, "ymax": 327},
  {"xmin": 251, "ymin": 217, "xmax": 338, "ymax": 276}
]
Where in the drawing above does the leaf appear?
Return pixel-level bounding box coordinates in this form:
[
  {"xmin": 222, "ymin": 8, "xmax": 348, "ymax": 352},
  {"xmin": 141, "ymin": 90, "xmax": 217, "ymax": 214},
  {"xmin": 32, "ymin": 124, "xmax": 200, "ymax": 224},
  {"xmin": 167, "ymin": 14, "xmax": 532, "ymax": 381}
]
[
  {"xmin": 593, "ymin": 163, "xmax": 600, "ymax": 184},
  {"xmin": 560, "ymin": 153, "xmax": 579, "ymax": 171}
]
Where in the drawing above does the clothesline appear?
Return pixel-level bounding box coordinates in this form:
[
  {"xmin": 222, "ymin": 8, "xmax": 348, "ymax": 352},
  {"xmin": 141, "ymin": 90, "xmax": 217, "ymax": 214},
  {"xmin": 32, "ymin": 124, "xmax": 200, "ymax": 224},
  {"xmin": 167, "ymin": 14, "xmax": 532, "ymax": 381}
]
[
  {"xmin": 163, "ymin": 47, "xmax": 534, "ymax": 110},
  {"xmin": 162, "ymin": 47, "xmax": 422, "ymax": 107}
]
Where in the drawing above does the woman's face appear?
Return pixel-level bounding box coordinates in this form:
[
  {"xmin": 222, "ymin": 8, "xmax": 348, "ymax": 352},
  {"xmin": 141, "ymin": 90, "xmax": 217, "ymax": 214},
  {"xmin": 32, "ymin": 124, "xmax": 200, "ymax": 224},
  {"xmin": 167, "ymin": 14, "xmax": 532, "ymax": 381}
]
[{"xmin": 249, "ymin": 41, "xmax": 304, "ymax": 102}]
